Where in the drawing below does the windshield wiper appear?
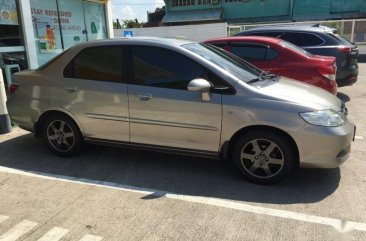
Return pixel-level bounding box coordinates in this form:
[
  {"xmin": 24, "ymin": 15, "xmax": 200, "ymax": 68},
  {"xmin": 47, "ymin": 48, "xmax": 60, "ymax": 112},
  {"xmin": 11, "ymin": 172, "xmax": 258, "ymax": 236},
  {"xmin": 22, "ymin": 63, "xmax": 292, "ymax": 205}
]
[
  {"xmin": 247, "ymin": 77, "xmax": 261, "ymax": 84},
  {"xmin": 247, "ymin": 71, "xmax": 278, "ymax": 84}
]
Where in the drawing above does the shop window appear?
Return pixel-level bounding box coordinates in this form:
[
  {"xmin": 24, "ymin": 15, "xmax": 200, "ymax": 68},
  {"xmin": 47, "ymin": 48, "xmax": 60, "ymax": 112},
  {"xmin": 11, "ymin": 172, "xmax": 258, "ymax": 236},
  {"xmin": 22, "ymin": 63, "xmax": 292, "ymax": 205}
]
[
  {"xmin": 172, "ymin": 0, "xmax": 195, "ymax": 7},
  {"xmin": 1, "ymin": 0, "xmax": 27, "ymax": 88},
  {"xmin": 30, "ymin": 0, "xmax": 108, "ymax": 67}
]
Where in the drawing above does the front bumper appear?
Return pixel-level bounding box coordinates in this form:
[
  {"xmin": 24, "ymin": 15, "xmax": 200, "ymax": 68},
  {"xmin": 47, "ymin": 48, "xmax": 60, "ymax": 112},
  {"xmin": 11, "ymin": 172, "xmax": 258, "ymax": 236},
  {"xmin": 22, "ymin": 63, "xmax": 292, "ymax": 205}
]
[{"xmin": 291, "ymin": 118, "xmax": 355, "ymax": 168}]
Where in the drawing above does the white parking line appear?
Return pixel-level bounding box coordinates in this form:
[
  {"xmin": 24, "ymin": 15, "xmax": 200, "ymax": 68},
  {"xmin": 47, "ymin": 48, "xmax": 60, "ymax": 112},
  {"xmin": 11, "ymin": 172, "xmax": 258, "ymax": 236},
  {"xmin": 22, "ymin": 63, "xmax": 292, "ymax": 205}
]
[
  {"xmin": 0, "ymin": 166, "xmax": 366, "ymax": 233},
  {"xmin": 355, "ymin": 136, "xmax": 364, "ymax": 140},
  {"xmin": 0, "ymin": 220, "xmax": 38, "ymax": 241},
  {"xmin": 79, "ymin": 234, "xmax": 103, "ymax": 241},
  {"xmin": 37, "ymin": 227, "xmax": 69, "ymax": 241},
  {"xmin": 0, "ymin": 215, "xmax": 9, "ymax": 224}
]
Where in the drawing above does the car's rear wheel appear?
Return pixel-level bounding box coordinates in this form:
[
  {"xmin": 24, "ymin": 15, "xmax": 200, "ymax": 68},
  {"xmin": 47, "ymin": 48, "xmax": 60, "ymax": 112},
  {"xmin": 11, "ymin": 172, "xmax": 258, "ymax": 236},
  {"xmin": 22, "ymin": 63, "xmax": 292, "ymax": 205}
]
[
  {"xmin": 42, "ymin": 114, "xmax": 83, "ymax": 157},
  {"xmin": 233, "ymin": 130, "xmax": 295, "ymax": 184}
]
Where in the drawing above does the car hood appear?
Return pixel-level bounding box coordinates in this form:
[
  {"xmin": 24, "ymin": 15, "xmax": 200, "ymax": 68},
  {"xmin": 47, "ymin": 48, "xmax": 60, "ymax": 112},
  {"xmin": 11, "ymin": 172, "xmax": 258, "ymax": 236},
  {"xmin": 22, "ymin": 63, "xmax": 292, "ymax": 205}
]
[{"xmin": 258, "ymin": 77, "xmax": 342, "ymax": 110}]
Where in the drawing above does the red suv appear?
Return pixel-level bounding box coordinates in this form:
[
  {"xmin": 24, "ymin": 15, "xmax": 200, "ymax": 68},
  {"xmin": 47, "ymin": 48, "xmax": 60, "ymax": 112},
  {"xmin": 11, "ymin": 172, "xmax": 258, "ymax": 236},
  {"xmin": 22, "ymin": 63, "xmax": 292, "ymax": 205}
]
[{"xmin": 204, "ymin": 36, "xmax": 338, "ymax": 95}]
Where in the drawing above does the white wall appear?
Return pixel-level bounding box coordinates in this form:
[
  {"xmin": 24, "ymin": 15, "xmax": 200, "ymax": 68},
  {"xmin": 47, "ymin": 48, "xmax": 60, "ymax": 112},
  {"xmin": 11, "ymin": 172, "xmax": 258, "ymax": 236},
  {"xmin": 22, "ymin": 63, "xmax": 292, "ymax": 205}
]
[{"xmin": 113, "ymin": 23, "xmax": 227, "ymax": 42}]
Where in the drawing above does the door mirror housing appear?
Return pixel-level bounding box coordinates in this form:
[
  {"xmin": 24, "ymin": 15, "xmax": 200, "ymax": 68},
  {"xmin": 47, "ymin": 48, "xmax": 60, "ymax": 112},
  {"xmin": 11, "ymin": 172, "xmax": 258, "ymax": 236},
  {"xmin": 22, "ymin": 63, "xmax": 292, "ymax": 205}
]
[
  {"xmin": 187, "ymin": 78, "xmax": 211, "ymax": 92},
  {"xmin": 188, "ymin": 79, "xmax": 212, "ymax": 101}
]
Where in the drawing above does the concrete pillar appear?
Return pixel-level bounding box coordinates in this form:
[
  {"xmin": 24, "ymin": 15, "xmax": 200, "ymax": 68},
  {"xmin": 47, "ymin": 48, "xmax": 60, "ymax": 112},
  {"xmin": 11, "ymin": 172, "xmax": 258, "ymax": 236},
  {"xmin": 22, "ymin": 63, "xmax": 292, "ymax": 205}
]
[
  {"xmin": 17, "ymin": 0, "xmax": 39, "ymax": 69},
  {"xmin": 0, "ymin": 69, "xmax": 12, "ymax": 134}
]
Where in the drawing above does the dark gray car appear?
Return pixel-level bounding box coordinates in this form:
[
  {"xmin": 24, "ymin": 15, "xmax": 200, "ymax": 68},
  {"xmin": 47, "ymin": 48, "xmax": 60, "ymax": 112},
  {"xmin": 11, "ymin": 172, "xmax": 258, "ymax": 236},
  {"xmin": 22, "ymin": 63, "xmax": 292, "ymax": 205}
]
[{"xmin": 235, "ymin": 25, "xmax": 359, "ymax": 87}]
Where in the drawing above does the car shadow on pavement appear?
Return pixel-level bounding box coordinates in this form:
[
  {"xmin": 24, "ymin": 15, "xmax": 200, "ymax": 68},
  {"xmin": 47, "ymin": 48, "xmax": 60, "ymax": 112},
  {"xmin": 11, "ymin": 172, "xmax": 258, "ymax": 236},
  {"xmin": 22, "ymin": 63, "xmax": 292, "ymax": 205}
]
[{"xmin": 0, "ymin": 133, "xmax": 341, "ymax": 205}]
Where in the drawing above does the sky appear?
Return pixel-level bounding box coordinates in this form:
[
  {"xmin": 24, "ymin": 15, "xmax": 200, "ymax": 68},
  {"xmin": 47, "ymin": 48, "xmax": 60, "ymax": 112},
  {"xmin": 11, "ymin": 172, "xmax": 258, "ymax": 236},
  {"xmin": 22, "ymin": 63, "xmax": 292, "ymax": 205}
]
[{"xmin": 111, "ymin": 0, "xmax": 165, "ymax": 23}]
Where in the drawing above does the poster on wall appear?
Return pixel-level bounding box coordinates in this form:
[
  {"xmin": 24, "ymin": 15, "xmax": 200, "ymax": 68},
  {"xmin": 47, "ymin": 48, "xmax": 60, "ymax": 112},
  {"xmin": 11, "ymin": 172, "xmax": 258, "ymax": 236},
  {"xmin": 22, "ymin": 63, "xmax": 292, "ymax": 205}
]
[
  {"xmin": 0, "ymin": 0, "xmax": 18, "ymax": 25},
  {"xmin": 30, "ymin": 0, "xmax": 87, "ymax": 65},
  {"xmin": 34, "ymin": 16, "xmax": 57, "ymax": 52}
]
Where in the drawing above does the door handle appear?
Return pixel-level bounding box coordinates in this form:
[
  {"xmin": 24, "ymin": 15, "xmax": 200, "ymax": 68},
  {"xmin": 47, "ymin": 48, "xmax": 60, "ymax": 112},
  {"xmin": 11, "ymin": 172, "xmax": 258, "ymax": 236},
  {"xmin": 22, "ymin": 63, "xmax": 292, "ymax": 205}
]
[
  {"xmin": 135, "ymin": 92, "xmax": 152, "ymax": 101},
  {"xmin": 63, "ymin": 86, "xmax": 78, "ymax": 93}
]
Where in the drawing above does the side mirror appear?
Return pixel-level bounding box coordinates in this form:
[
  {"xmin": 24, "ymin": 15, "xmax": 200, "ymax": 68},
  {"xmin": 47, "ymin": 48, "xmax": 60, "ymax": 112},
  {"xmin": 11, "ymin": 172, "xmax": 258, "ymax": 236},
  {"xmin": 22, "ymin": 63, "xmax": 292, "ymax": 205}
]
[{"xmin": 187, "ymin": 78, "xmax": 212, "ymax": 101}]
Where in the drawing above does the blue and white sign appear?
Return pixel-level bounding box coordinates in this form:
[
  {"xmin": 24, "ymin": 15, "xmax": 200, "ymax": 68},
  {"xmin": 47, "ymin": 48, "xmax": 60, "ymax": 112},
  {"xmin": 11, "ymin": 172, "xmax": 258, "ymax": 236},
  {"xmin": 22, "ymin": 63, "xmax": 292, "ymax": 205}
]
[{"xmin": 123, "ymin": 30, "xmax": 133, "ymax": 37}]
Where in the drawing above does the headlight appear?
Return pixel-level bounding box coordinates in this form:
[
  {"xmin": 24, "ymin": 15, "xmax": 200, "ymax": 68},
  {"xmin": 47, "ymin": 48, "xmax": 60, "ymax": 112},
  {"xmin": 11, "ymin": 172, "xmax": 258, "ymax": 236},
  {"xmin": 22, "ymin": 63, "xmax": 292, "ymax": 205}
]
[{"xmin": 299, "ymin": 110, "xmax": 344, "ymax": 127}]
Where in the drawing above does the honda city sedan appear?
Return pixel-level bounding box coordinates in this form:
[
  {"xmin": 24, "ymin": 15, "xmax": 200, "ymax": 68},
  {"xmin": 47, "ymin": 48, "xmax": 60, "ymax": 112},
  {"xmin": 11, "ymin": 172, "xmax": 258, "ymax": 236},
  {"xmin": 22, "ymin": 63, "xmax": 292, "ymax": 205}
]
[
  {"xmin": 204, "ymin": 36, "xmax": 338, "ymax": 95},
  {"xmin": 7, "ymin": 37, "xmax": 355, "ymax": 184}
]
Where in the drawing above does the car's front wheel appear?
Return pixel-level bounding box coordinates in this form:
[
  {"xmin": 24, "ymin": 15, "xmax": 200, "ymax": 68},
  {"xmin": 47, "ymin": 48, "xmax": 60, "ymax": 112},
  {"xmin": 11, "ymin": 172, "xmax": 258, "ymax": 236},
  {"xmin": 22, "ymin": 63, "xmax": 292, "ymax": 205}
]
[
  {"xmin": 42, "ymin": 114, "xmax": 83, "ymax": 157},
  {"xmin": 233, "ymin": 130, "xmax": 295, "ymax": 184}
]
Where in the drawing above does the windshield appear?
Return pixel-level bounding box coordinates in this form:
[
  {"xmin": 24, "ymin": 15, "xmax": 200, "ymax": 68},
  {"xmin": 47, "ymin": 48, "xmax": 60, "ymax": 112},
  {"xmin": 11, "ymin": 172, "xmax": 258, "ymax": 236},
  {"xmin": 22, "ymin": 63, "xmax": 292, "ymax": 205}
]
[
  {"xmin": 280, "ymin": 40, "xmax": 314, "ymax": 58},
  {"xmin": 182, "ymin": 43, "xmax": 262, "ymax": 83}
]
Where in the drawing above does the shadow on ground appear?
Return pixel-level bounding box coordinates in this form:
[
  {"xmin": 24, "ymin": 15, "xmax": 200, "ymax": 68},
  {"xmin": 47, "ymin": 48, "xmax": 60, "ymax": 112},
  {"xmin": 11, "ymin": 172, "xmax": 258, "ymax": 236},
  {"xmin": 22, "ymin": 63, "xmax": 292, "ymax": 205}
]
[{"xmin": 0, "ymin": 133, "xmax": 340, "ymax": 205}]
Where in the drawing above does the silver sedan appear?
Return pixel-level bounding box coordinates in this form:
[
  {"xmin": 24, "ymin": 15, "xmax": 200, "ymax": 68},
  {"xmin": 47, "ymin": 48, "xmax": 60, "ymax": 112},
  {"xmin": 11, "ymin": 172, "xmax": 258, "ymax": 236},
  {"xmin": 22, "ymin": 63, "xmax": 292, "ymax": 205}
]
[{"xmin": 7, "ymin": 37, "xmax": 355, "ymax": 184}]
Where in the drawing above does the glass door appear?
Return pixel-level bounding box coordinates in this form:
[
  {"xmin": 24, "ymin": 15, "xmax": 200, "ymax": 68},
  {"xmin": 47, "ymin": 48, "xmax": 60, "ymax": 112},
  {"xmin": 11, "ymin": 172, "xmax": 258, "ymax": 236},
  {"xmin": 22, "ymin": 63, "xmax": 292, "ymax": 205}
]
[
  {"xmin": 82, "ymin": 1, "xmax": 107, "ymax": 41},
  {"xmin": 0, "ymin": 0, "xmax": 27, "ymax": 88}
]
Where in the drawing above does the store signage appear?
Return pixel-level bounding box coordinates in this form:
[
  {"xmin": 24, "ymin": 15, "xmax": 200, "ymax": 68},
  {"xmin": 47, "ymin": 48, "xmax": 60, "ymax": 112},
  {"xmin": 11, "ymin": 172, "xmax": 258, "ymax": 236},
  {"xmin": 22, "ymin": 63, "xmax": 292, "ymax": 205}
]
[{"xmin": 0, "ymin": 0, "xmax": 18, "ymax": 25}]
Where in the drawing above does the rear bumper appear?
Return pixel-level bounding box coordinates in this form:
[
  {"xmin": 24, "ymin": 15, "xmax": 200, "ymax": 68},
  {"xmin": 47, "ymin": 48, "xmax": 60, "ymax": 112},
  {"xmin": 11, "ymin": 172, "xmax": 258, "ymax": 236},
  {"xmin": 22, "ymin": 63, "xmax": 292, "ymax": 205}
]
[
  {"xmin": 336, "ymin": 67, "xmax": 359, "ymax": 87},
  {"xmin": 291, "ymin": 118, "xmax": 355, "ymax": 168},
  {"xmin": 7, "ymin": 104, "xmax": 38, "ymax": 133}
]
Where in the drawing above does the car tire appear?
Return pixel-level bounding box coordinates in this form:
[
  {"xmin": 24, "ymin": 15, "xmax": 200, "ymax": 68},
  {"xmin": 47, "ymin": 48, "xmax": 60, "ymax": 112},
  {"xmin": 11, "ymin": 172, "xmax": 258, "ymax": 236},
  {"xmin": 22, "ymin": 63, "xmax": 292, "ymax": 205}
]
[
  {"xmin": 42, "ymin": 114, "xmax": 83, "ymax": 157},
  {"xmin": 232, "ymin": 130, "xmax": 295, "ymax": 184}
]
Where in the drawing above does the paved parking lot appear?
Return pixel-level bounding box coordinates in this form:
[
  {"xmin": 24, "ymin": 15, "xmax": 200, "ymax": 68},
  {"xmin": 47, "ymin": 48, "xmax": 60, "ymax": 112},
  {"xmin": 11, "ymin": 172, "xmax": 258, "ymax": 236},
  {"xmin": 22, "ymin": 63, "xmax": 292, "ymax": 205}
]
[{"xmin": 0, "ymin": 64, "xmax": 365, "ymax": 241}]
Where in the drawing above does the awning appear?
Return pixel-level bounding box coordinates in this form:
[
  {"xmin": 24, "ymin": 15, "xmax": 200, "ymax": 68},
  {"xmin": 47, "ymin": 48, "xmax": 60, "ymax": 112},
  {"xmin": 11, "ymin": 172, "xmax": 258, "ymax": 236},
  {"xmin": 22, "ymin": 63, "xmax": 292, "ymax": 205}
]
[{"xmin": 162, "ymin": 8, "xmax": 223, "ymax": 23}]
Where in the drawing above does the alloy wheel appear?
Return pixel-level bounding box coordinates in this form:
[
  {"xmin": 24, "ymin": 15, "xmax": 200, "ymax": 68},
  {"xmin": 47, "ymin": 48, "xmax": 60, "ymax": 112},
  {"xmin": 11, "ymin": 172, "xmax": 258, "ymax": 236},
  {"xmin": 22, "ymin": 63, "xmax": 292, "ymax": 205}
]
[
  {"xmin": 240, "ymin": 138, "xmax": 284, "ymax": 179},
  {"xmin": 46, "ymin": 120, "xmax": 75, "ymax": 152}
]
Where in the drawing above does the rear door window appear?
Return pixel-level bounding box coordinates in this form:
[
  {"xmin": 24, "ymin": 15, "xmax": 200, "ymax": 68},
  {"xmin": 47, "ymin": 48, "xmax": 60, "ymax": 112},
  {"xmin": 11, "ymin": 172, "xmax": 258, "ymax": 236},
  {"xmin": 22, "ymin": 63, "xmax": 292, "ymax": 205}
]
[
  {"xmin": 231, "ymin": 45, "xmax": 267, "ymax": 62},
  {"xmin": 64, "ymin": 46, "xmax": 123, "ymax": 83},
  {"xmin": 281, "ymin": 32, "xmax": 324, "ymax": 47},
  {"xmin": 240, "ymin": 32, "xmax": 283, "ymax": 38},
  {"xmin": 230, "ymin": 44, "xmax": 279, "ymax": 62}
]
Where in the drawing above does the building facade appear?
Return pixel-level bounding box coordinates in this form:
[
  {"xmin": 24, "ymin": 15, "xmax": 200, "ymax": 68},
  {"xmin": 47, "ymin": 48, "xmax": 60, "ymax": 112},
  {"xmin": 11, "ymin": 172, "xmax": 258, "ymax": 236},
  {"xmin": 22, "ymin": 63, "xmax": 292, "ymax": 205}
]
[
  {"xmin": 162, "ymin": 0, "xmax": 366, "ymax": 25},
  {"xmin": 0, "ymin": 0, "xmax": 113, "ymax": 85}
]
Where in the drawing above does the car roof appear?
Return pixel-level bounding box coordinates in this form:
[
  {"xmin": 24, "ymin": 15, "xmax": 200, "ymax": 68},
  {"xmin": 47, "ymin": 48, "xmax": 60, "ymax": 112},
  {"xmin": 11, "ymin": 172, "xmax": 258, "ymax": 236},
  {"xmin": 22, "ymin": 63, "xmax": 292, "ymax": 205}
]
[
  {"xmin": 205, "ymin": 36, "xmax": 282, "ymax": 44},
  {"xmin": 243, "ymin": 24, "xmax": 336, "ymax": 33},
  {"xmin": 72, "ymin": 37, "xmax": 195, "ymax": 48}
]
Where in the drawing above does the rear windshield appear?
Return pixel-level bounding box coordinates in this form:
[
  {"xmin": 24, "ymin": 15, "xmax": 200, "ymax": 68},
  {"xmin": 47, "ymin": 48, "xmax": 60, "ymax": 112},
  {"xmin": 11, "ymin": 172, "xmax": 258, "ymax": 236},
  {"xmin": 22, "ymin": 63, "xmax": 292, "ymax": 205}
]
[{"xmin": 280, "ymin": 40, "xmax": 314, "ymax": 58}]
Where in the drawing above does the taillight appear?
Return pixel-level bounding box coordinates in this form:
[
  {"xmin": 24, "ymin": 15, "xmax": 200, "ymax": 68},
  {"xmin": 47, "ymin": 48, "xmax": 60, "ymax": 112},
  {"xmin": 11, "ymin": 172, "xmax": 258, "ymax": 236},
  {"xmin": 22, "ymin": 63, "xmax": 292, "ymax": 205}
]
[
  {"xmin": 317, "ymin": 67, "xmax": 336, "ymax": 81},
  {"xmin": 9, "ymin": 83, "xmax": 19, "ymax": 94},
  {"xmin": 338, "ymin": 46, "xmax": 352, "ymax": 53}
]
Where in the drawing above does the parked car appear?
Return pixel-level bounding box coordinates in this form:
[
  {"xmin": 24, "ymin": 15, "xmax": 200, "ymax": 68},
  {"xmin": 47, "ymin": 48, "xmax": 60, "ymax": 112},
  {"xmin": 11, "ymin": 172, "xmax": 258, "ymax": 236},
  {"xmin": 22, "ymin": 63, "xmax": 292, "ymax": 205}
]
[
  {"xmin": 7, "ymin": 38, "xmax": 355, "ymax": 184},
  {"xmin": 204, "ymin": 36, "xmax": 338, "ymax": 95},
  {"xmin": 235, "ymin": 25, "xmax": 359, "ymax": 87}
]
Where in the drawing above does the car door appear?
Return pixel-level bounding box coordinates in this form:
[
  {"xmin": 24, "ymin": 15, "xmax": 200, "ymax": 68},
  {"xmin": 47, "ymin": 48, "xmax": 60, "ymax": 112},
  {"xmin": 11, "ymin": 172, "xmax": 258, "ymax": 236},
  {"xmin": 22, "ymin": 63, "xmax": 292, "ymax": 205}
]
[
  {"xmin": 60, "ymin": 45, "xmax": 130, "ymax": 142},
  {"xmin": 126, "ymin": 45, "xmax": 223, "ymax": 152},
  {"xmin": 229, "ymin": 42, "xmax": 282, "ymax": 74}
]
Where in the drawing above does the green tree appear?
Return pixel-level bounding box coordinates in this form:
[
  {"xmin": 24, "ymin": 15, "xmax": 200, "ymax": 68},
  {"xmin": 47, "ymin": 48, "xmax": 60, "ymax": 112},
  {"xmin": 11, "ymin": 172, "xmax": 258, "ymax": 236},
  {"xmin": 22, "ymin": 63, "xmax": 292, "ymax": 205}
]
[{"xmin": 123, "ymin": 19, "xmax": 142, "ymax": 28}]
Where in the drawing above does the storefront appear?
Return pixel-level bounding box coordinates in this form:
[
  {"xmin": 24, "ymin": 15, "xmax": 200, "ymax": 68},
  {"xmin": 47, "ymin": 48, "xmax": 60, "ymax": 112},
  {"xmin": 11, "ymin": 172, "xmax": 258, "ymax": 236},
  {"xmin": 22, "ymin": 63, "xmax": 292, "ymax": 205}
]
[{"xmin": 0, "ymin": 0, "xmax": 113, "ymax": 87}]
